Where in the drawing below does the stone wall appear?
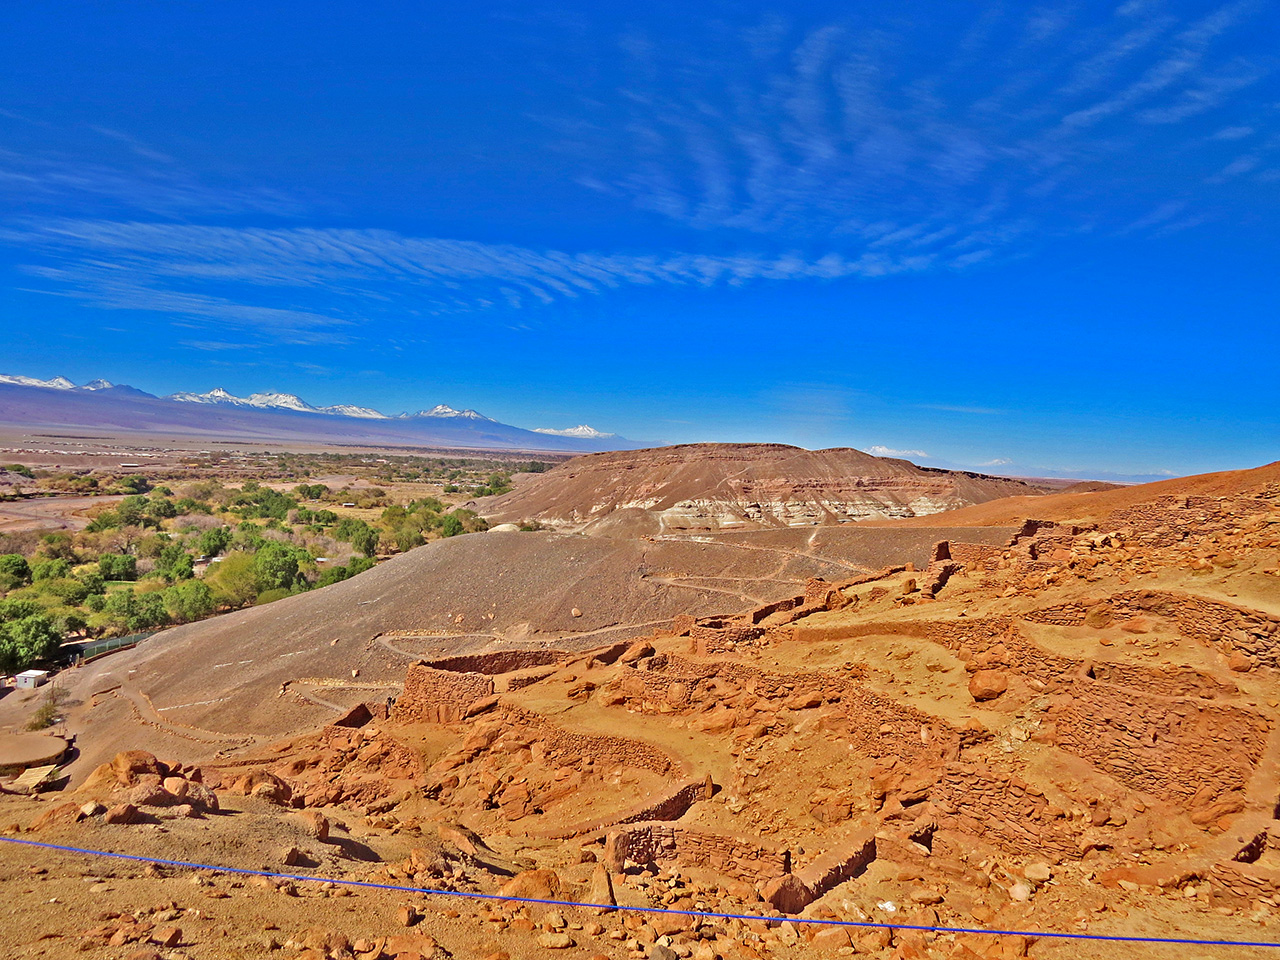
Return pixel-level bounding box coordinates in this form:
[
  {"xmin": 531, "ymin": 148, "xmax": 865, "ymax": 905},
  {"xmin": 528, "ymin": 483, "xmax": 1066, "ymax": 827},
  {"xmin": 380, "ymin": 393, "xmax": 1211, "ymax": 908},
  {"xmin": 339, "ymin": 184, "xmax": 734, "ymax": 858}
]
[
  {"xmin": 1028, "ymin": 591, "xmax": 1280, "ymax": 666},
  {"xmin": 1103, "ymin": 496, "xmax": 1272, "ymax": 547},
  {"xmin": 505, "ymin": 708, "xmax": 680, "ymax": 777},
  {"xmin": 795, "ymin": 833, "xmax": 878, "ymax": 897},
  {"xmin": 946, "ymin": 541, "xmax": 1008, "ymax": 568},
  {"xmin": 394, "ymin": 663, "xmax": 495, "ymax": 724},
  {"xmin": 425, "ymin": 650, "xmax": 571, "ymax": 675},
  {"xmin": 1048, "ymin": 683, "xmax": 1269, "ymax": 803},
  {"xmin": 932, "ymin": 763, "xmax": 1080, "ymax": 858},
  {"xmin": 604, "ymin": 821, "xmax": 791, "ymax": 881},
  {"xmin": 538, "ymin": 778, "xmax": 709, "ymax": 839},
  {"xmin": 1208, "ymin": 861, "xmax": 1280, "ymax": 905}
]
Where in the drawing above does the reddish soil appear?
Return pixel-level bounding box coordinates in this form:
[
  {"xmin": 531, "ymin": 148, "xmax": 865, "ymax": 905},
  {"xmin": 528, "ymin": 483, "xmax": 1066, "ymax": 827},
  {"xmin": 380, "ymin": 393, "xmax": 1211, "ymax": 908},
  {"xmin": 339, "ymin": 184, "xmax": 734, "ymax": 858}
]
[{"xmin": 2, "ymin": 462, "xmax": 1280, "ymax": 960}]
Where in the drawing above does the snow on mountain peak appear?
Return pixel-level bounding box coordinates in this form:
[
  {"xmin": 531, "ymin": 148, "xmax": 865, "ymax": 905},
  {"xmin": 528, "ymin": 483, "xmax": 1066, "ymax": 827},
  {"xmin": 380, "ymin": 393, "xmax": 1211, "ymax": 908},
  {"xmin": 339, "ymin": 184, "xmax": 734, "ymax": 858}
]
[
  {"xmin": 0, "ymin": 373, "xmax": 77, "ymax": 390},
  {"xmin": 533, "ymin": 424, "xmax": 616, "ymax": 439},
  {"xmin": 1, "ymin": 373, "xmax": 618, "ymax": 439}
]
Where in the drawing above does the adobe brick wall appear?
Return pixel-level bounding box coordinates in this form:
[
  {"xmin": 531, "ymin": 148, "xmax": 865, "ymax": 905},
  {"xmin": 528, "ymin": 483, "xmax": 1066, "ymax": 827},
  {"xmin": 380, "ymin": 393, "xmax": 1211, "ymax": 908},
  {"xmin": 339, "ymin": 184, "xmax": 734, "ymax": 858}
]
[{"xmin": 604, "ymin": 821, "xmax": 791, "ymax": 881}]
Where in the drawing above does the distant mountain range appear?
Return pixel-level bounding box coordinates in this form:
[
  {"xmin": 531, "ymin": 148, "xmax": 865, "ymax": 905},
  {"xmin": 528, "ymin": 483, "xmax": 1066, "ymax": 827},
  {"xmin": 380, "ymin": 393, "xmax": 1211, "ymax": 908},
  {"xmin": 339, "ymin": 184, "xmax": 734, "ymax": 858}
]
[{"xmin": 0, "ymin": 373, "xmax": 641, "ymax": 452}]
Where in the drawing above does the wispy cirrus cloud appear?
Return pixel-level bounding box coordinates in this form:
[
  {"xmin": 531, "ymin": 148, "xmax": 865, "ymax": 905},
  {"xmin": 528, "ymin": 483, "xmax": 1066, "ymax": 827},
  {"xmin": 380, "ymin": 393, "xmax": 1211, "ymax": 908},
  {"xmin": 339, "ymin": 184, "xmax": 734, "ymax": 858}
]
[
  {"xmin": 567, "ymin": 2, "xmax": 1275, "ymax": 259},
  {"xmin": 2, "ymin": 218, "xmax": 939, "ymax": 334}
]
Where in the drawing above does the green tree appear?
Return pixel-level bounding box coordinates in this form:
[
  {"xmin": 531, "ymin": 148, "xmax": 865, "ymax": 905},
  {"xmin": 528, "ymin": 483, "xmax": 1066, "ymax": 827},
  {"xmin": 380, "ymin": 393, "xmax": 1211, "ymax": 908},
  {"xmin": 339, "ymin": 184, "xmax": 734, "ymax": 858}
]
[
  {"xmin": 164, "ymin": 580, "xmax": 215, "ymax": 623},
  {"xmin": 197, "ymin": 526, "xmax": 232, "ymax": 557},
  {"xmin": 156, "ymin": 543, "xmax": 194, "ymax": 582},
  {"xmin": 440, "ymin": 514, "xmax": 465, "ymax": 538},
  {"xmin": 205, "ymin": 552, "xmax": 259, "ymax": 608},
  {"xmin": 0, "ymin": 554, "xmax": 32, "ymax": 591},
  {"xmin": 0, "ymin": 612, "xmax": 61, "ymax": 673},
  {"xmin": 352, "ymin": 526, "xmax": 379, "ymax": 557},
  {"xmin": 251, "ymin": 541, "xmax": 304, "ymax": 592},
  {"xmin": 99, "ymin": 554, "xmax": 138, "ymax": 581},
  {"xmin": 31, "ymin": 558, "xmax": 71, "ymax": 581}
]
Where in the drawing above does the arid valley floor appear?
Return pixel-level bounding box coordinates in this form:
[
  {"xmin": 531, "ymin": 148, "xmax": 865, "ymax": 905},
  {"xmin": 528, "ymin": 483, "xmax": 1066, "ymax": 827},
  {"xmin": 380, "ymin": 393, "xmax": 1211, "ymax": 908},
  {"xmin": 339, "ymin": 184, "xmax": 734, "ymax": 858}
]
[{"xmin": 2, "ymin": 436, "xmax": 1279, "ymax": 960}]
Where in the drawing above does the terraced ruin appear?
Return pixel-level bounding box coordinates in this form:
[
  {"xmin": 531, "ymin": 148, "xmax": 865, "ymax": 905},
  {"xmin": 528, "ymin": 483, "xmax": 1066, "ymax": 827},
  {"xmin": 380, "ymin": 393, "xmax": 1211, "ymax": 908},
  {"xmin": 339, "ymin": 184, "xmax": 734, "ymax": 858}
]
[{"xmin": 2, "ymin": 464, "xmax": 1279, "ymax": 959}]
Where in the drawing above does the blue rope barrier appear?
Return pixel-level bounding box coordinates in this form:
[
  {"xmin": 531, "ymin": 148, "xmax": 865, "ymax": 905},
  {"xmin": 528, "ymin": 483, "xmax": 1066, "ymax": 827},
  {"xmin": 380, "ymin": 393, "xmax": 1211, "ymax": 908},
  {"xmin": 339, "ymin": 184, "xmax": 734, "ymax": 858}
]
[{"xmin": 2, "ymin": 836, "xmax": 1276, "ymax": 949}]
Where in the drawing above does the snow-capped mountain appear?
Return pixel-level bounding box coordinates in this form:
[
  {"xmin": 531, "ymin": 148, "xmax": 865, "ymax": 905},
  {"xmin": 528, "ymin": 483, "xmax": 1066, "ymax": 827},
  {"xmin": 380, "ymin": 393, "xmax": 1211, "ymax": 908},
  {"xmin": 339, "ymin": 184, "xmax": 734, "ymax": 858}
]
[
  {"xmin": 533, "ymin": 424, "xmax": 617, "ymax": 439},
  {"xmin": 0, "ymin": 373, "xmax": 636, "ymax": 450},
  {"xmin": 397, "ymin": 404, "xmax": 492, "ymax": 421},
  {"xmin": 167, "ymin": 387, "xmax": 387, "ymax": 419},
  {"xmin": 0, "ymin": 373, "xmax": 78, "ymax": 390},
  {"xmin": 0, "ymin": 376, "xmax": 634, "ymax": 450}
]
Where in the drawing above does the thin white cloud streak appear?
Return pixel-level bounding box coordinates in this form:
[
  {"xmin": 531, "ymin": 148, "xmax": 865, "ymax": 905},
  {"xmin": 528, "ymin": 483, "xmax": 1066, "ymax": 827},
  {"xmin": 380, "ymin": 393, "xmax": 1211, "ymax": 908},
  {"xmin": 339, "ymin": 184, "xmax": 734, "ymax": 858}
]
[
  {"xmin": 3, "ymin": 219, "xmax": 942, "ymax": 330},
  {"xmin": 867, "ymin": 445, "xmax": 929, "ymax": 459}
]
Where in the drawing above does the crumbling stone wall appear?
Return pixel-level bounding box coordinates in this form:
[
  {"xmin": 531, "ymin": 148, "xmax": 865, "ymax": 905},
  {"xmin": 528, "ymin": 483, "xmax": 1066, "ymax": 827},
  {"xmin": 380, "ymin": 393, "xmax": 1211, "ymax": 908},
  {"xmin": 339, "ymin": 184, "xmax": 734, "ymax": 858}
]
[
  {"xmin": 684, "ymin": 571, "xmax": 903, "ymax": 654},
  {"xmin": 795, "ymin": 833, "xmax": 878, "ymax": 897},
  {"xmin": 932, "ymin": 763, "xmax": 1080, "ymax": 858},
  {"xmin": 505, "ymin": 708, "xmax": 679, "ymax": 776},
  {"xmin": 1049, "ymin": 684, "xmax": 1269, "ymax": 803},
  {"xmin": 1209, "ymin": 861, "xmax": 1280, "ymax": 905},
  {"xmin": 394, "ymin": 663, "xmax": 495, "ymax": 724},
  {"xmin": 1104, "ymin": 496, "xmax": 1271, "ymax": 547},
  {"xmin": 605, "ymin": 821, "xmax": 791, "ymax": 881},
  {"xmin": 946, "ymin": 541, "xmax": 1007, "ymax": 568},
  {"xmin": 1028, "ymin": 591, "xmax": 1280, "ymax": 666},
  {"xmin": 612, "ymin": 653, "xmax": 866, "ymax": 713},
  {"xmin": 538, "ymin": 778, "xmax": 709, "ymax": 839},
  {"xmin": 425, "ymin": 650, "xmax": 571, "ymax": 675}
]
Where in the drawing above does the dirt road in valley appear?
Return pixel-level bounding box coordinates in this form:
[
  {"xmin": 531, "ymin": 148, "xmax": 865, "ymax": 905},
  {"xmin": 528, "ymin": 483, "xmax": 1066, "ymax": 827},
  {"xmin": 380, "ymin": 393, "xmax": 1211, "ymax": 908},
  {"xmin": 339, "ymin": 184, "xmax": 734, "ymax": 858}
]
[{"xmin": 0, "ymin": 494, "xmax": 121, "ymax": 533}]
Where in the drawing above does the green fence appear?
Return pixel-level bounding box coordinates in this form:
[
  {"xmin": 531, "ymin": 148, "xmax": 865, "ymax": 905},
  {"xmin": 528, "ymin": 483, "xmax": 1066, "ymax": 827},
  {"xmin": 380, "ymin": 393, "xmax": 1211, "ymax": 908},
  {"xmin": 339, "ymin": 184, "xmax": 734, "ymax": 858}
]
[{"xmin": 75, "ymin": 631, "xmax": 158, "ymax": 660}]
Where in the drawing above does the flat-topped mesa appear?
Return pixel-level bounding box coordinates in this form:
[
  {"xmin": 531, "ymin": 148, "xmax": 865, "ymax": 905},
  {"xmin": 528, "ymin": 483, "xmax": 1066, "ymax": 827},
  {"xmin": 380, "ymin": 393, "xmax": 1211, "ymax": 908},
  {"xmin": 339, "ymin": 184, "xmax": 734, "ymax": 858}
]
[{"xmin": 482, "ymin": 442, "xmax": 1044, "ymax": 534}]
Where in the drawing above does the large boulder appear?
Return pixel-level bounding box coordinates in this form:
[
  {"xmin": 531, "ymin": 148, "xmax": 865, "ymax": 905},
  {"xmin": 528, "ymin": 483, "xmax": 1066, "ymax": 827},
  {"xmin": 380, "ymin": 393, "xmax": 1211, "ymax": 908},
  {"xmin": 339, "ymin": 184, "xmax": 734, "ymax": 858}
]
[
  {"xmin": 760, "ymin": 873, "xmax": 814, "ymax": 914},
  {"xmin": 499, "ymin": 868, "xmax": 563, "ymax": 901},
  {"xmin": 111, "ymin": 751, "xmax": 163, "ymax": 786},
  {"xmin": 968, "ymin": 670, "xmax": 1009, "ymax": 702}
]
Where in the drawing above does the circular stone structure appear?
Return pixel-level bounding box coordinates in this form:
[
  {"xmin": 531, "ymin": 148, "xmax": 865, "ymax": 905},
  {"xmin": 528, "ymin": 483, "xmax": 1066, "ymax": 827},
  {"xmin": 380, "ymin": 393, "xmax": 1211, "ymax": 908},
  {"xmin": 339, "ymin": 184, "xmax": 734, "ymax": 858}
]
[{"xmin": 0, "ymin": 733, "xmax": 68, "ymax": 773}]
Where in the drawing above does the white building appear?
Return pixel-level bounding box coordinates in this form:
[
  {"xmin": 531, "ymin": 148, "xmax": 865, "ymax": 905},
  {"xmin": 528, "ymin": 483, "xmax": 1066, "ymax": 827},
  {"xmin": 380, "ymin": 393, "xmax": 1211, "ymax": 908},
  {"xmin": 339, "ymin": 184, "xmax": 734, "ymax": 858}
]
[{"xmin": 14, "ymin": 670, "xmax": 50, "ymax": 689}]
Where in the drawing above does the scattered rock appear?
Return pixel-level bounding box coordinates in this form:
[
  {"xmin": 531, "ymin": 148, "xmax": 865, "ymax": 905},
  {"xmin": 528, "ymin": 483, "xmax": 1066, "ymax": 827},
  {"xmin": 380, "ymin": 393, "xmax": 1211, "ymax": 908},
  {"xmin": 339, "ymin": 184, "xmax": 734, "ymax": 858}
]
[
  {"xmin": 1024, "ymin": 862, "xmax": 1052, "ymax": 884},
  {"xmin": 279, "ymin": 846, "xmax": 305, "ymax": 867},
  {"xmin": 152, "ymin": 927, "xmax": 182, "ymax": 948},
  {"xmin": 538, "ymin": 932, "xmax": 575, "ymax": 949},
  {"xmin": 500, "ymin": 868, "xmax": 562, "ymax": 900}
]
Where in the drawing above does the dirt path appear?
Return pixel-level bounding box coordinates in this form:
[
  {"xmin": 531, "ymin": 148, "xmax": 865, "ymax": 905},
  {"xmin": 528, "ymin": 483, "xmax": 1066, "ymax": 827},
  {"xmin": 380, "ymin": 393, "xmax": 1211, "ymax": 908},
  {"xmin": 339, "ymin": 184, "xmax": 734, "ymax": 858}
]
[{"xmin": 0, "ymin": 494, "xmax": 122, "ymax": 533}]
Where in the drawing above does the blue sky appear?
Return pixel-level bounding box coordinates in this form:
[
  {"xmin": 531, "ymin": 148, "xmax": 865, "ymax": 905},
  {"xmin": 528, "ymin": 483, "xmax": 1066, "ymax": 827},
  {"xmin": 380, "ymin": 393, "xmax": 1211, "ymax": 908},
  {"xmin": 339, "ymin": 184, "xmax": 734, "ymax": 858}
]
[{"xmin": 1, "ymin": 1, "xmax": 1277, "ymax": 479}]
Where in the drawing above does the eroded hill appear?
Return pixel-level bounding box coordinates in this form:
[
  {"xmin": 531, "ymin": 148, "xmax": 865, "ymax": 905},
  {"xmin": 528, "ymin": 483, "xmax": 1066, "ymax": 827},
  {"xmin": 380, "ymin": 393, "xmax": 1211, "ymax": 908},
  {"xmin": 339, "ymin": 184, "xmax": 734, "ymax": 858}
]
[{"xmin": 482, "ymin": 443, "xmax": 1043, "ymax": 536}]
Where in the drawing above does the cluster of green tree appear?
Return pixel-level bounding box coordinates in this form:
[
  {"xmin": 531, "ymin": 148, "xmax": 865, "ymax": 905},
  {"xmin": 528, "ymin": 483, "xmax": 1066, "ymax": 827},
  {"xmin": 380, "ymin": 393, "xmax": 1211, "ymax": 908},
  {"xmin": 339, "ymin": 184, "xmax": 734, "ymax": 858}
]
[
  {"xmin": 0, "ymin": 598, "xmax": 61, "ymax": 674},
  {"xmin": 377, "ymin": 499, "xmax": 487, "ymax": 551},
  {"xmin": 470, "ymin": 472, "xmax": 514, "ymax": 498},
  {"xmin": 0, "ymin": 464, "xmax": 509, "ymax": 671}
]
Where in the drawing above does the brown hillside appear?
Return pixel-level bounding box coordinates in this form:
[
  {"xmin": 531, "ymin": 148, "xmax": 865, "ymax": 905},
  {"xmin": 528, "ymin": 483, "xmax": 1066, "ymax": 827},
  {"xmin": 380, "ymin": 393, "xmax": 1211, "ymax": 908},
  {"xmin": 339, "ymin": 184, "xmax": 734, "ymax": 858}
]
[
  {"xmin": 862, "ymin": 459, "xmax": 1280, "ymax": 528},
  {"xmin": 483, "ymin": 442, "xmax": 1043, "ymax": 535}
]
